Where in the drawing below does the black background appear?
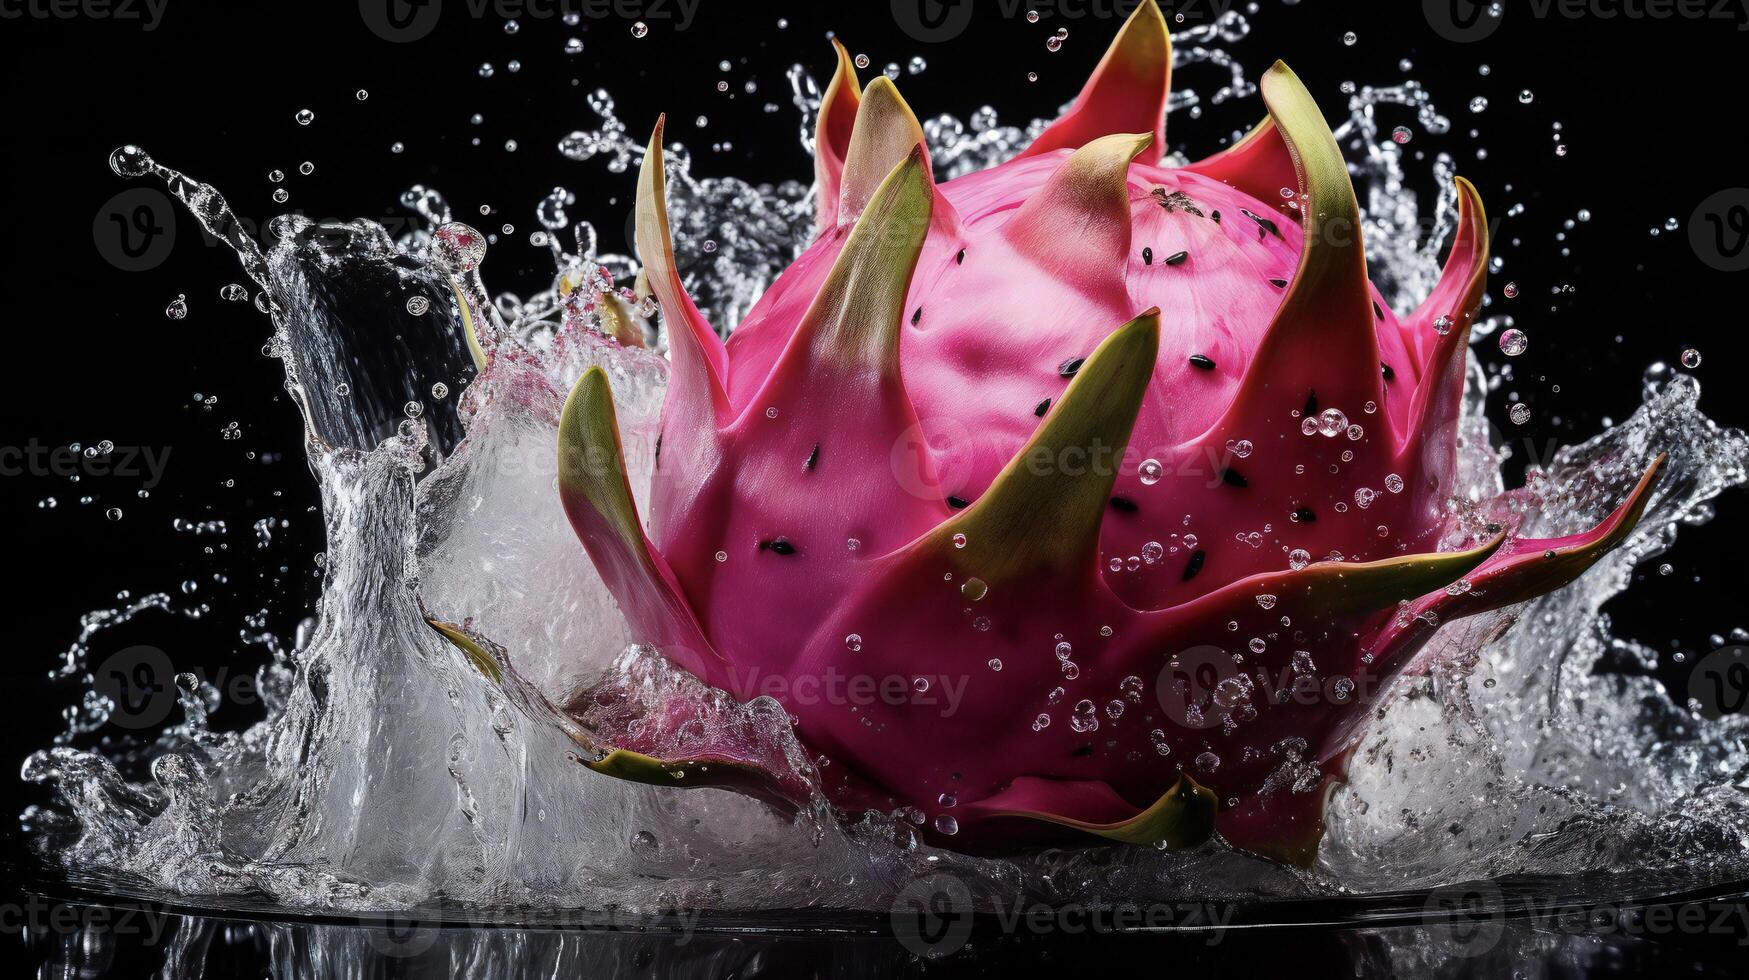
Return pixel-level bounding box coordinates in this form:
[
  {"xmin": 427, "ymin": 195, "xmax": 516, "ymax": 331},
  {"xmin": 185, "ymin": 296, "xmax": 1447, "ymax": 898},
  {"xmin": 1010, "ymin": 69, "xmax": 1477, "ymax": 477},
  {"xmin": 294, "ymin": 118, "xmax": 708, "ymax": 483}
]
[{"xmin": 3, "ymin": 0, "xmax": 1749, "ymax": 973}]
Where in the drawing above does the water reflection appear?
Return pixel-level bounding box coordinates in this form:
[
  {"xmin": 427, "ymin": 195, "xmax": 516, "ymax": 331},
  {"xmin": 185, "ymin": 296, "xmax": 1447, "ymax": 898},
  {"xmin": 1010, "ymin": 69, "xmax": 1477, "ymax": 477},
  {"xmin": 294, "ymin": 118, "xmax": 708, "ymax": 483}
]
[{"xmin": 15, "ymin": 882, "xmax": 1749, "ymax": 979}]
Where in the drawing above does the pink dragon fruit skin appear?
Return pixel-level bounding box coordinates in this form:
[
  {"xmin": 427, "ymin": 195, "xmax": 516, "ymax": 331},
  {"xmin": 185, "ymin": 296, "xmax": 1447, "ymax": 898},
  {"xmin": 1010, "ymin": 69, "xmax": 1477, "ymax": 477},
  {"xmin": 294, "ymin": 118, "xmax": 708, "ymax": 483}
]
[{"xmin": 442, "ymin": 1, "xmax": 1664, "ymax": 865}]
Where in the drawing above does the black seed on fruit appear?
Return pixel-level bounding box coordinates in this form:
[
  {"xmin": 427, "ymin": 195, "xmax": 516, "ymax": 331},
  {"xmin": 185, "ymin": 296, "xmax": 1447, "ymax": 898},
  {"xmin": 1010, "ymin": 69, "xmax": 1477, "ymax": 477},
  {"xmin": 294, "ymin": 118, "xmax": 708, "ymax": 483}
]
[
  {"xmin": 1304, "ymin": 390, "xmax": 1319, "ymax": 415},
  {"xmin": 1294, "ymin": 506, "xmax": 1317, "ymax": 523},
  {"xmin": 1189, "ymin": 354, "xmax": 1216, "ymax": 371},
  {"xmin": 805, "ymin": 444, "xmax": 819, "ymax": 471},
  {"xmin": 1059, "ymin": 357, "xmax": 1084, "ymax": 378},
  {"xmin": 1221, "ymin": 467, "xmax": 1248, "ymax": 488},
  {"xmin": 1110, "ymin": 496, "xmax": 1138, "ymax": 513},
  {"xmin": 1166, "ymin": 250, "xmax": 1190, "ymax": 266},
  {"xmin": 654, "ymin": 433, "xmax": 663, "ymax": 468},
  {"xmin": 947, "ymin": 495, "xmax": 970, "ymax": 510},
  {"xmin": 1142, "ymin": 247, "xmax": 1154, "ymax": 265},
  {"xmin": 1183, "ymin": 549, "xmax": 1206, "ymax": 581},
  {"xmin": 1242, "ymin": 207, "xmax": 1281, "ymax": 239},
  {"xmin": 1211, "ymin": 210, "xmax": 1222, "ymax": 224},
  {"xmin": 911, "ymin": 307, "xmax": 922, "ymax": 325},
  {"xmin": 1381, "ymin": 361, "xmax": 1395, "ymax": 381},
  {"xmin": 759, "ymin": 538, "xmax": 797, "ymax": 555},
  {"xmin": 1035, "ymin": 398, "xmax": 1052, "ymax": 417},
  {"xmin": 955, "ymin": 248, "xmax": 966, "ymax": 265},
  {"xmin": 1269, "ymin": 277, "xmax": 1288, "ymax": 288},
  {"xmin": 1373, "ymin": 300, "xmax": 1385, "ymax": 320}
]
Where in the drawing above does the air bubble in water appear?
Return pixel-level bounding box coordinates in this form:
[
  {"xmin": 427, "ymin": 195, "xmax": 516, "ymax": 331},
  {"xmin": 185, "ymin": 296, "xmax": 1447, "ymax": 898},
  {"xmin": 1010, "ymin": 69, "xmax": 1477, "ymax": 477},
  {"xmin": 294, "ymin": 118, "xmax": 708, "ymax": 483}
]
[
  {"xmin": 631, "ymin": 21, "xmax": 648, "ymax": 37},
  {"xmin": 1681, "ymin": 348, "xmax": 1702, "ymax": 369},
  {"xmin": 1139, "ymin": 458, "xmax": 1163, "ymax": 485},
  {"xmin": 295, "ymin": 109, "xmax": 314, "ymax": 126},
  {"xmin": 1509, "ymin": 402, "xmax": 1532, "ymax": 425},
  {"xmin": 1498, "ymin": 328, "xmax": 1529, "ymax": 356},
  {"xmin": 406, "ymin": 295, "xmax": 431, "ymax": 316},
  {"xmin": 165, "ymin": 294, "xmax": 187, "ymax": 320}
]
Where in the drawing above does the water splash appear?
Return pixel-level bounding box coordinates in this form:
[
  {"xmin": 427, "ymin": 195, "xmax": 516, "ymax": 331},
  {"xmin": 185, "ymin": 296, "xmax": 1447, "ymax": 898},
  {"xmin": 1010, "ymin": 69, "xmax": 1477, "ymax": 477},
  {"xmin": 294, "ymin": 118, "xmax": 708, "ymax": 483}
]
[{"xmin": 29, "ymin": 14, "xmax": 1749, "ymax": 920}]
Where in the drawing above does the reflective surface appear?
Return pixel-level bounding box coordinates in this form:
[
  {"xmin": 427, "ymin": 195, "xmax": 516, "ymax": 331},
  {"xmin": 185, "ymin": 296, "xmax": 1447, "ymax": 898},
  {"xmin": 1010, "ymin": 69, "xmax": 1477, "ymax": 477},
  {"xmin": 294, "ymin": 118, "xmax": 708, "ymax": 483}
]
[{"xmin": 11, "ymin": 876, "xmax": 1749, "ymax": 978}]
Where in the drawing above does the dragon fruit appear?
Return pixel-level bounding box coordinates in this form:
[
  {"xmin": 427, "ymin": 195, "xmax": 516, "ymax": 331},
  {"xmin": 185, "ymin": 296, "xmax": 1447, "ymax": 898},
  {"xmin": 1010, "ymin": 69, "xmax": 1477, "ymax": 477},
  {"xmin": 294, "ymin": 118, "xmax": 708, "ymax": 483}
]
[{"xmin": 433, "ymin": 1, "xmax": 1663, "ymax": 865}]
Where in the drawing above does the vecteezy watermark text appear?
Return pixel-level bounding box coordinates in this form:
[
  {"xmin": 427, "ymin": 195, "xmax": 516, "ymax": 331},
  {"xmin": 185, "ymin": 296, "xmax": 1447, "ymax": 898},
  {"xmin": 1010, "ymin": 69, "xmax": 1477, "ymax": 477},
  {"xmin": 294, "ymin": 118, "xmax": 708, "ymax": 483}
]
[
  {"xmin": 0, "ymin": 440, "xmax": 172, "ymax": 488},
  {"xmin": 359, "ymin": 0, "xmax": 700, "ymax": 43},
  {"xmin": 0, "ymin": 0, "xmax": 167, "ymax": 30},
  {"xmin": 1426, "ymin": 0, "xmax": 1749, "ymax": 42}
]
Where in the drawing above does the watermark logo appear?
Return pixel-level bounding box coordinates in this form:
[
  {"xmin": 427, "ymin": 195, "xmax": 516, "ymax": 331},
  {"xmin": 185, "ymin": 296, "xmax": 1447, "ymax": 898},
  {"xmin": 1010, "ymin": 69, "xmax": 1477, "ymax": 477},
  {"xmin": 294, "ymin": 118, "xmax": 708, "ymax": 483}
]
[
  {"xmin": 359, "ymin": 0, "xmax": 442, "ymax": 42},
  {"xmin": 92, "ymin": 645, "xmax": 176, "ymax": 729},
  {"xmin": 1424, "ymin": 0, "xmax": 1506, "ymax": 42},
  {"xmin": 892, "ymin": 0, "xmax": 976, "ymax": 42},
  {"xmin": 1689, "ymin": 645, "xmax": 1749, "ymax": 720},
  {"xmin": 1155, "ymin": 644, "xmax": 1239, "ymax": 731},
  {"xmin": 890, "ymin": 872, "xmax": 974, "ymax": 958},
  {"xmin": 1690, "ymin": 189, "xmax": 1749, "ymax": 272},
  {"xmin": 1424, "ymin": 879, "xmax": 1506, "ymax": 957},
  {"xmin": 93, "ymin": 187, "xmax": 175, "ymax": 272}
]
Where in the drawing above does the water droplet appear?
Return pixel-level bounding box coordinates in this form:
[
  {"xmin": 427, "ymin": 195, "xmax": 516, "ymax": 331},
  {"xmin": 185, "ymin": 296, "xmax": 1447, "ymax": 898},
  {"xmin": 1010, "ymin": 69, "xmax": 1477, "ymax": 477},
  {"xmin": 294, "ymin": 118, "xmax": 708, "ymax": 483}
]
[
  {"xmin": 714, "ymin": 550, "xmax": 728, "ymax": 563},
  {"xmin": 987, "ymin": 658, "xmax": 1002, "ymax": 672},
  {"xmin": 1498, "ymin": 328, "xmax": 1529, "ymax": 356},
  {"xmin": 952, "ymin": 533, "xmax": 968, "ymax": 549},
  {"xmin": 1032, "ymin": 713, "xmax": 1051, "ymax": 731},
  {"xmin": 1141, "ymin": 541, "xmax": 1164, "ymax": 564},
  {"xmin": 109, "ymin": 144, "xmax": 154, "ymax": 177},
  {"xmin": 1139, "ymin": 458, "xmax": 1163, "ymax": 485},
  {"xmin": 105, "ymin": 507, "xmax": 123, "ymax": 521},
  {"xmin": 1681, "ymin": 347, "xmax": 1702, "ymax": 369},
  {"xmin": 431, "ymin": 223, "xmax": 487, "ymax": 273},
  {"xmin": 844, "ymin": 633, "xmax": 862, "ymax": 652},
  {"xmin": 1385, "ymin": 473, "xmax": 1405, "ymax": 494},
  {"xmin": 1391, "ymin": 125, "xmax": 1413, "ymax": 145},
  {"xmin": 1070, "ymin": 700, "xmax": 1099, "ymax": 733},
  {"xmin": 1503, "ymin": 282, "xmax": 1519, "ymax": 299},
  {"xmin": 406, "ymin": 295, "xmax": 431, "ymax": 316},
  {"xmin": 1433, "ymin": 314, "xmax": 1454, "ymax": 335},
  {"xmin": 960, "ymin": 577, "xmax": 988, "ymax": 601},
  {"xmin": 1055, "ymin": 641, "xmax": 1073, "ymax": 660},
  {"xmin": 1468, "ymin": 97, "xmax": 1489, "ymax": 114},
  {"xmin": 1317, "ymin": 408, "xmax": 1349, "ymax": 437},
  {"xmin": 295, "ymin": 109, "xmax": 314, "ymax": 126},
  {"xmin": 1256, "ymin": 594, "xmax": 1277, "ymax": 610},
  {"xmin": 1342, "ymin": 31, "xmax": 1357, "ymax": 45},
  {"xmin": 431, "ymin": 382, "xmax": 449, "ymax": 400},
  {"xmin": 854, "ymin": 52, "xmax": 870, "ymax": 68},
  {"xmin": 165, "ymin": 295, "xmax": 188, "ymax": 320},
  {"xmin": 630, "ymin": 21, "xmax": 648, "ymax": 37},
  {"xmin": 1509, "ymin": 402, "xmax": 1532, "ymax": 425},
  {"xmin": 1519, "ymin": 89, "xmax": 1535, "ymax": 104},
  {"xmin": 1288, "ymin": 548, "xmax": 1311, "ymax": 570}
]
